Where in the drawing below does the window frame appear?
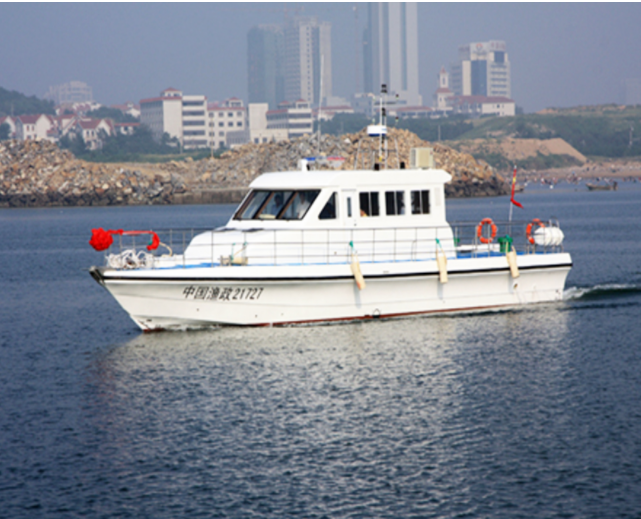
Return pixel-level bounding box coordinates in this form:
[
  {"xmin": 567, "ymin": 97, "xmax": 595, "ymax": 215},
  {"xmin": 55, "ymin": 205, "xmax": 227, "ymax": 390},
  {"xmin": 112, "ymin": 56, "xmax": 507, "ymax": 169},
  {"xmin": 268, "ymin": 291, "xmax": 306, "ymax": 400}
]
[
  {"xmin": 410, "ymin": 189, "xmax": 430, "ymax": 215},
  {"xmin": 385, "ymin": 190, "xmax": 405, "ymax": 216},
  {"xmin": 359, "ymin": 191, "xmax": 380, "ymax": 217}
]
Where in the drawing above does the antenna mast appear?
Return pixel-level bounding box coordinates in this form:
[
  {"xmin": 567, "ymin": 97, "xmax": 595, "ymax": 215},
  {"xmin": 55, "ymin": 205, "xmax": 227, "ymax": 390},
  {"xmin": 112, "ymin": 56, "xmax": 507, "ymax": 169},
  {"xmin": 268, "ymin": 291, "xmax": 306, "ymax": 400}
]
[
  {"xmin": 317, "ymin": 54, "xmax": 324, "ymax": 157},
  {"xmin": 379, "ymin": 83, "xmax": 387, "ymax": 165}
]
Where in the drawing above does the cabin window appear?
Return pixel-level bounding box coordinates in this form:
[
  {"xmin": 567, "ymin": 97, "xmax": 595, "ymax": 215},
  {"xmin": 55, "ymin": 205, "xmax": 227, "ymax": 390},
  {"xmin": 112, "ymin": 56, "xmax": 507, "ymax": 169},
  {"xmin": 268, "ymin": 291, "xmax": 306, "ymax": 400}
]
[
  {"xmin": 385, "ymin": 191, "xmax": 405, "ymax": 215},
  {"xmin": 233, "ymin": 189, "xmax": 319, "ymax": 220},
  {"xmin": 281, "ymin": 190, "xmax": 319, "ymax": 219},
  {"xmin": 359, "ymin": 191, "xmax": 380, "ymax": 217},
  {"xmin": 347, "ymin": 197, "xmax": 352, "ymax": 217},
  {"xmin": 261, "ymin": 191, "xmax": 294, "ymax": 219},
  {"xmin": 411, "ymin": 190, "xmax": 430, "ymax": 215},
  {"xmin": 235, "ymin": 190, "xmax": 270, "ymax": 219},
  {"xmin": 319, "ymin": 192, "xmax": 337, "ymax": 220}
]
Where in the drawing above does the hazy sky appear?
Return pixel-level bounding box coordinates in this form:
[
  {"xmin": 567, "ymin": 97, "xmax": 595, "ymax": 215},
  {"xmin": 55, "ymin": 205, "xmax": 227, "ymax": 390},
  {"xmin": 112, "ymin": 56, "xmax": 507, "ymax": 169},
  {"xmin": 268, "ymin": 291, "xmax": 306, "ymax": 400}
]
[{"xmin": 2, "ymin": 2, "xmax": 640, "ymax": 113}]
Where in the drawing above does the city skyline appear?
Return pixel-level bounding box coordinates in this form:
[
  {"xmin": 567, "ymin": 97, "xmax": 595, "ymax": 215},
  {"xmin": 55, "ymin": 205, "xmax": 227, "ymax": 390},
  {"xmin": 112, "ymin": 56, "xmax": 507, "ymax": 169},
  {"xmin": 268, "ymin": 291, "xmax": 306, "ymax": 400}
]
[{"xmin": 2, "ymin": 3, "xmax": 641, "ymax": 113}]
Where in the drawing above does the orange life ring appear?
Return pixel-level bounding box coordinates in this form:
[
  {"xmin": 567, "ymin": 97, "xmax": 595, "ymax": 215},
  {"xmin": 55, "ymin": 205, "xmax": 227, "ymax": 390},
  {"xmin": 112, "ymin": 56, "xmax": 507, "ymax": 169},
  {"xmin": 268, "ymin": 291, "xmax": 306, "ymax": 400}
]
[
  {"xmin": 476, "ymin": 218, "xmax": 497, "ymax": 244},
  {"xmin": 526, "ymin": 218, "xmax": 545, "ymax": 245}
]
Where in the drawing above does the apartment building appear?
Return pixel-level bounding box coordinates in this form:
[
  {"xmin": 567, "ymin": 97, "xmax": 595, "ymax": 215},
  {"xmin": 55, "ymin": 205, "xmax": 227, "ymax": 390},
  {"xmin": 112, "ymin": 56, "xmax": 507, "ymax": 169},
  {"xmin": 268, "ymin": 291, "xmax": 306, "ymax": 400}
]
[
  {"xmin": 182, "ymin": 95, "xmax": 208, "ymax": 149},
  {"xmin": 265, "ymin": 100, "xmax": 313, "ymax": 139},
  {"xmin": 208, "ymin": 98, "xmax": 247, "ymax": 149},
  {"xmin": 451, "ymin": 40, "xmax": 511, "ymax": 98},
  {"xmin": 140, "ymin": 88, "xmax": 184, "ymax": 144}
]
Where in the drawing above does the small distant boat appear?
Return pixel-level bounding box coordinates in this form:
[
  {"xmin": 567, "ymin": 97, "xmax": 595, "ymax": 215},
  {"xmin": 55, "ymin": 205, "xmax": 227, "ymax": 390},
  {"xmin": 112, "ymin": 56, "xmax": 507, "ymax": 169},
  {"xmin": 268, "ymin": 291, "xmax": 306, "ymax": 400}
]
[{"xmin": 587, "ymin": 181, "xmax": 617, "ymax": 191}]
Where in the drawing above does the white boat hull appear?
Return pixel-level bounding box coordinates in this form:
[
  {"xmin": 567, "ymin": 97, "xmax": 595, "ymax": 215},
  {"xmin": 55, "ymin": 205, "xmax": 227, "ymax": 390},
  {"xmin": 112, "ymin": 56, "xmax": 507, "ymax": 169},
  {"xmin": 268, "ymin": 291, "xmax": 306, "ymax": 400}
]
[{"xmin": 91, "ymin": 252, "xmax": 572, "ymax": 330}]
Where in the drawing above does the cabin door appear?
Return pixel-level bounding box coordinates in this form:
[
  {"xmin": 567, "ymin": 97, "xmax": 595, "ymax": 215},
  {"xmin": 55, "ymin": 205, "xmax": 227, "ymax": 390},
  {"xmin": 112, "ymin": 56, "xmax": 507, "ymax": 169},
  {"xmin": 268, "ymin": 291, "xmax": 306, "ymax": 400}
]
[{"xmin": 343, "ymin": 189, "xmax": 357, "ymax": 227}]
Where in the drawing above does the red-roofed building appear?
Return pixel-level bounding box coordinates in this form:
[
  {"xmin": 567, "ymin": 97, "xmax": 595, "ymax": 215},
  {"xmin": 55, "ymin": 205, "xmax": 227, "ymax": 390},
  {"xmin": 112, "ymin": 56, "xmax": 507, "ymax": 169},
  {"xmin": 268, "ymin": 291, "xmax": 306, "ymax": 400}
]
[
  {"xmin": 141, "ymin": 89, "xmax": 248, "ymax": 149},
  {"xmin": 15, "ymin": 114, "xmax": 55, "ymax": 141},
  {"xmin": 111, "ymin": 102, "xmax": 141, "ymax": 120},
  {"xmin": 55, "ymin": 114, "xmax": 78, "ymax": 137},
  {"xmin": 74, "ymin": 118, "xmax": 114, "ymax": 149},
  {"xmin": 140, "ymin": 89, "xmax": 184, "ymax": 145}
]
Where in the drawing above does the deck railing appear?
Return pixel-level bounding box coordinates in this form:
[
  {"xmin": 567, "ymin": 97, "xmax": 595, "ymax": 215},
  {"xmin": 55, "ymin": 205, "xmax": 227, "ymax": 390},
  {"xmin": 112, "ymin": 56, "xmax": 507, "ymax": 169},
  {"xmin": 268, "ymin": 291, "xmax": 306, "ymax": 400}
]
[{"xmin": 102, "ymin": 220, "xmax": 565, "ymax": 269}]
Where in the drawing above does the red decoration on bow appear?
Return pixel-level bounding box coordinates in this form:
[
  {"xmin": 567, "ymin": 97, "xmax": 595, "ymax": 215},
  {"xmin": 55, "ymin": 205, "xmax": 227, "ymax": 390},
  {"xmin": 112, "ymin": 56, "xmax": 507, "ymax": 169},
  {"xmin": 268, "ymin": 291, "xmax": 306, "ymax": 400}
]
[{"xmin": 89, "ymin": 228, "xmax": 160, "ymax": 252}]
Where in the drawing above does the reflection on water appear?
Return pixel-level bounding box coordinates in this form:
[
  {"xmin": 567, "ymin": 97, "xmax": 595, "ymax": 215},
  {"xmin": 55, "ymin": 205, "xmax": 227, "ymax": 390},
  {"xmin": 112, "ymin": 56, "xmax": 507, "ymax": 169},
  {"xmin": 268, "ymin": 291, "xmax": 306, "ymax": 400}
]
[{"xmin": 82, "ymin": 308, "xmax": 572, "ymax": 516}]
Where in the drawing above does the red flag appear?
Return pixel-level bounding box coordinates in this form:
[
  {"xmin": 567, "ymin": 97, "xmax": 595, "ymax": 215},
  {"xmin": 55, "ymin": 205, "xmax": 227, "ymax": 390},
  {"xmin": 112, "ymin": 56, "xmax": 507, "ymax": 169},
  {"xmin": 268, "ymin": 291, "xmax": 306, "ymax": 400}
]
[{"xmin": 510, "ymin": 166, "xmax": 523, "ymax": 209}]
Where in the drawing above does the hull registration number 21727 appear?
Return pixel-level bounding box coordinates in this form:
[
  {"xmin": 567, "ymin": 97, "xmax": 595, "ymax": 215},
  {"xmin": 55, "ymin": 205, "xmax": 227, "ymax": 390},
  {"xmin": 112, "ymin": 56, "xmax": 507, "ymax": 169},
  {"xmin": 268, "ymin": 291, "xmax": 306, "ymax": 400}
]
[{"xmin": 183, "ymin": 286, "xmax": 264, "ymax": 302}]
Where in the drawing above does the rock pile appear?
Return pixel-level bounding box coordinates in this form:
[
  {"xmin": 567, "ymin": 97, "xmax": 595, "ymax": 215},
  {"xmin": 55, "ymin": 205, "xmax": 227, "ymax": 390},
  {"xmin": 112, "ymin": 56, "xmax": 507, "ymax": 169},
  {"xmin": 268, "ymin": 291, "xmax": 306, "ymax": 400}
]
[
  {"xmin": 0, "ymin": 129, "xmax": 507, "ymax": 208},
  {"xmin": 0, "ymin": 140, "xmax": 185, "ymax": 207}
]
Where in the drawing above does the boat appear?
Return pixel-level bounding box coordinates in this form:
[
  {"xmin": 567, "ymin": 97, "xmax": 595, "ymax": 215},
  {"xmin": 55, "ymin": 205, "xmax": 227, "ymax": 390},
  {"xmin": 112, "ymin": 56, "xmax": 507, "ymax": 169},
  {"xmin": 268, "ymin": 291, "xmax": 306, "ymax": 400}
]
[
  {"xmin": 88, "ymin": 158, "xmax": 572, "ymax": 330},
  {"xmin": 587, "ymin": 181, "xmax": 617, "ymax": 191},
  {"xmin": 88, "ymin": 90, "xmax": 571, "ymax": 331}
]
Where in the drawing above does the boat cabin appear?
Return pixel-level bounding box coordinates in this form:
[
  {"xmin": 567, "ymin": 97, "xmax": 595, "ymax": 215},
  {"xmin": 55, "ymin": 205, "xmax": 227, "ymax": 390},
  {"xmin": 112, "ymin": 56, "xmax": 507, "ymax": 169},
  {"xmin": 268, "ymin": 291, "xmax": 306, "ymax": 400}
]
[{"xmin": 226, "ymin": 168, "xmax": 452, "ymax": 230}]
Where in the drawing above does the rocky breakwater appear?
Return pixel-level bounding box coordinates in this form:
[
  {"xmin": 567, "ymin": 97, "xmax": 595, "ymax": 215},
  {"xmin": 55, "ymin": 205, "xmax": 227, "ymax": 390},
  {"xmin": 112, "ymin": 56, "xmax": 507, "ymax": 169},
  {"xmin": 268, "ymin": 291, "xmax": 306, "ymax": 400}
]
[
  {"xmin": 0, "ymin": 140, "xmax": 187, "ymax": 208},
  {"xmin": 0, "ymin": 129, "xmax": 507, "ymax": 208},
  {"xmin": 178, "ymin": 127, "xmax": 508, "ymax": 199}
]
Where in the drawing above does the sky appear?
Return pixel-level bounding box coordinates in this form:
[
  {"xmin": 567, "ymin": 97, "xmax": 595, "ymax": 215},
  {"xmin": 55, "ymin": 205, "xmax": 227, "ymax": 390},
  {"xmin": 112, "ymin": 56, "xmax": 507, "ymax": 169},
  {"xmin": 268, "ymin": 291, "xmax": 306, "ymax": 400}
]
[{"xmin": 2, "ymin": 2, "xmax": 641, "ymax": 113}]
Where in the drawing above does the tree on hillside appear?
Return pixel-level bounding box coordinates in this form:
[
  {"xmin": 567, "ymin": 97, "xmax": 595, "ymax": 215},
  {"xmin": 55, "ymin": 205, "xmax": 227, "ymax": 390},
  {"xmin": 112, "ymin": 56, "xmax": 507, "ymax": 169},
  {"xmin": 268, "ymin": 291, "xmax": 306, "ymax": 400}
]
[
  {"xmin": 316, "ymin": 113, "xmax": 372, "ymax": 135},
  {"xmin": 0, "ymin": 87, "xmax": 55, "ymax": 116},
  {"xmin": 392, "ymin": 117, "xmax": 474, "ymax": 142},
  {"xmin": 0, "ymin": 123, "xmax": 10, "ymax": 141},
  {"xmin": 87, "ymin": 106, "xmax": 138, "ymax": 123},
  {"xmin": 58, "ymin": 133, "xmax": 87, "ymax": 157}
]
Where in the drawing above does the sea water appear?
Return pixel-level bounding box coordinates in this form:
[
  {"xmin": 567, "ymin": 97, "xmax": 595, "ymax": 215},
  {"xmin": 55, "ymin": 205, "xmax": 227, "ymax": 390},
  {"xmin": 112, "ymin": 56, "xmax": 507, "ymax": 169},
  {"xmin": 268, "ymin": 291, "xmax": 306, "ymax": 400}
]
[{"xmin": 1, "ymin": 184, "xmax": 641, "ymax": 518}]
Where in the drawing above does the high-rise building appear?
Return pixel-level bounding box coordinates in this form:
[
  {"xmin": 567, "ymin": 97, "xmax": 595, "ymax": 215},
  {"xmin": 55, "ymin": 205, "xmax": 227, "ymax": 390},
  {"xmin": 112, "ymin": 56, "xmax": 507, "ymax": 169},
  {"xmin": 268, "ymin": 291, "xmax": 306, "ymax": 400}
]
[
  {"xmin": 247, "ymin": 25, "xmax": 285, "ymax": 110},
  {"xmin": 362, "ymin": 2, "xmax": 421, "ymax": 106},
  {"xmin": 450, "ymin": 41, "xmax": 511, "ymax": 98},
  {"xmin": 44, "ymin": 81, "xmax": 93, "ymax": 105},
  {"xmin": 283, "ymin": 17, "xmax": 332, "ymax": 106}
]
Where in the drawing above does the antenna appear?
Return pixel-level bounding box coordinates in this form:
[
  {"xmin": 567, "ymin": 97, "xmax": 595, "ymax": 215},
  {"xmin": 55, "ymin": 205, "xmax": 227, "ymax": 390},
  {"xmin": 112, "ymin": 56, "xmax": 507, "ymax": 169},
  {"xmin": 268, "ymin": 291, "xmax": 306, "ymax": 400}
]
[
  {"xmin": 366, "ymin": 84, "xmax": 388, "ymax": 169},
  {"xmin": 317, "ymin": 54, "xmax": 324, "ymax": 158},
  {"xmin": 379, "ymin": 83, "xmax": 387, "ymax": 164}
]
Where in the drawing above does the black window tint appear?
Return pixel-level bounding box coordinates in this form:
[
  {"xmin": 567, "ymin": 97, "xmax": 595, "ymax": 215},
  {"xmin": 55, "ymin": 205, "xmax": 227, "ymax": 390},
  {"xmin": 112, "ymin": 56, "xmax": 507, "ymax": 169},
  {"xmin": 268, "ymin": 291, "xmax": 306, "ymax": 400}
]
[
  {"xmin": 385, "ymin": 191, "xmax": 405, "ymax": 215},
  {"xmin": 319, "ymin": 192, "xmax": 337, "ymax": 220},
  {"xmin": 385, "ymin": 192, "xmax": 395, "ymax": 215},
  {"xmin": 411, "ymin": 190, "xmax": 430, "ymax": 215},
  {"xmin": 359, "ymin": 191, "xmax": 379, "ymax": 217}
]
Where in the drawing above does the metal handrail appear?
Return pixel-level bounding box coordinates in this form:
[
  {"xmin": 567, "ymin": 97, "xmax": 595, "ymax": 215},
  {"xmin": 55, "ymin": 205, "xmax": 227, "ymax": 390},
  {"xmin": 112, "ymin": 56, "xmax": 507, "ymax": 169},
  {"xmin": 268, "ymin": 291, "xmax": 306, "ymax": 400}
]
[{"xmin": 102, "ymin": 219, "xmax": 565, "ymax": 269}]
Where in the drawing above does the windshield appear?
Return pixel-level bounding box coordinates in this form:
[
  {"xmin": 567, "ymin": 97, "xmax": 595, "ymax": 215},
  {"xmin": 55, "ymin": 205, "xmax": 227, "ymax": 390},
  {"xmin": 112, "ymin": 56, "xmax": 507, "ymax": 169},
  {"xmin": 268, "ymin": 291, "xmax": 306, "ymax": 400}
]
[{"xmin": 234, "ymin": 190, "xmax": 320, "ymax": 220}]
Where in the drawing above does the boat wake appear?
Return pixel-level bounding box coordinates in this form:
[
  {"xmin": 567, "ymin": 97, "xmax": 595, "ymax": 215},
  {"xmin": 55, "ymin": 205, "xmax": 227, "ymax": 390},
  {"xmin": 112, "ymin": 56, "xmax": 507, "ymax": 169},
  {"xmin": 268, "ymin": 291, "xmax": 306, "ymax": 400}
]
[{"xmin": 564, "ymin": 283, "xmax": 641, "ymax": 301}]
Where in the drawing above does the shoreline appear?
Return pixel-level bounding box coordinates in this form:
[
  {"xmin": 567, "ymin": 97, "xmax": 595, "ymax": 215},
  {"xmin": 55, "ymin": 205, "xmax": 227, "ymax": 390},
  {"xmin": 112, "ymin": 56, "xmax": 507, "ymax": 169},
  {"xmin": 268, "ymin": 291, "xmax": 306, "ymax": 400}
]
[{"xmin": 518, "ymin": 159, "xmax": 641, "ymax": 182}]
